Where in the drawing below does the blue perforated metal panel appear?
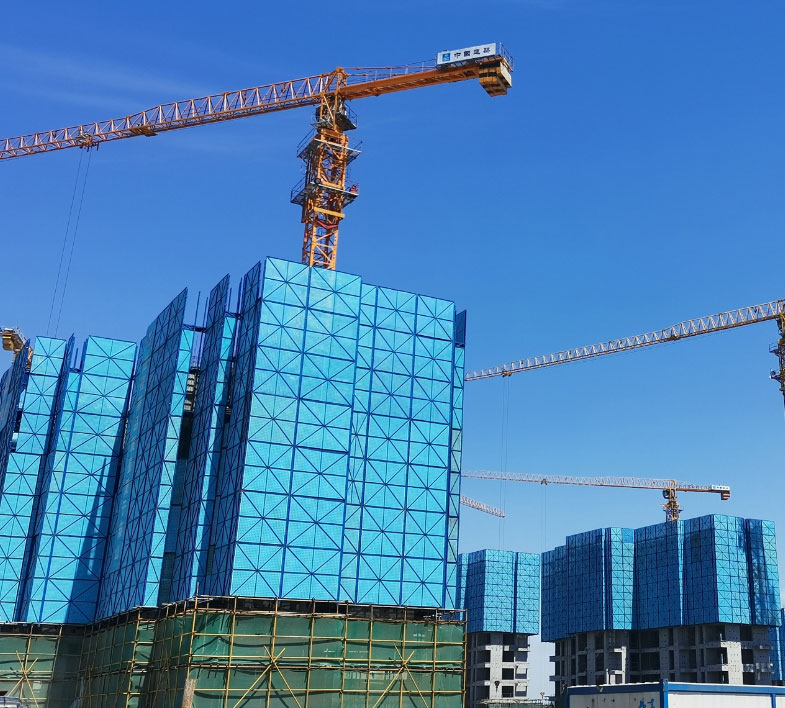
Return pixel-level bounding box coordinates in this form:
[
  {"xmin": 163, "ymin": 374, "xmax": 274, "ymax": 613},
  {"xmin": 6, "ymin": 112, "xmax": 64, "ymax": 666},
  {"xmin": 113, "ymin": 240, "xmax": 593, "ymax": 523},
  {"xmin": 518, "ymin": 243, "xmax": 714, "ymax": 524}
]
[
  {"xmin": 541, "ymin": 514, "xmax": 781, "ymax": 642},
  {"xmin": 98, "ymin": 292, "xmax": 193, "ymax": 617},
  {"xmin": 458, "ymin": 549, "xmax": 540, "ymax": 634},
  {"xmin": 201, "ymin": 258, "xmax": 463, "ymax": 608},
  {"xmin": 173, "ymin": 276, "xmax": 236, "ymax": 600},
  {"xmin": 0, "ymin": 257, "xmax": 464, "ymax": 619},
  {"xmin": 0, "ymin": 337, "xmax": 71, "ymax": 620}
]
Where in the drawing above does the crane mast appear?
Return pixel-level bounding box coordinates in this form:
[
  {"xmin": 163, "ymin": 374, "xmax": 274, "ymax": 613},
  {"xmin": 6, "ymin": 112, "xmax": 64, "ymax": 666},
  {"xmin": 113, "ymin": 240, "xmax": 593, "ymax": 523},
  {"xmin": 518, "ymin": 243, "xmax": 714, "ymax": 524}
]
[{"xmin": 462, "ymin": 470, "xmax": 731, "ymax": 522}]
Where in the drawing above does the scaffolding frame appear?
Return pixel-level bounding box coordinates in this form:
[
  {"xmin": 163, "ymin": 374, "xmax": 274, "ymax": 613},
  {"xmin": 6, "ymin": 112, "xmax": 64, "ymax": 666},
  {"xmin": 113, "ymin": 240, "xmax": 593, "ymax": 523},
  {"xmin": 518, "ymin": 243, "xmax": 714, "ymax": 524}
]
[
  {"xmin": 0, "ymin": 597, "xmax": 466, "ymax": 707},
  {"xmin": 142, "ymin": 596, "xmax": 466, "ymax": 708},
  {"xmin": 0, "ymin": 621, "xmax": 82, "ymax": 708}
]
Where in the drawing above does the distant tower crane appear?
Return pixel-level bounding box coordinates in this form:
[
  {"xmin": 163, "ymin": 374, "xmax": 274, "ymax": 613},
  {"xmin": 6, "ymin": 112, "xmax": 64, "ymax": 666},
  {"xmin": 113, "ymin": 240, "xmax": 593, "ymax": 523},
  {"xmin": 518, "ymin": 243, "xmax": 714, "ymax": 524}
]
[
  {"xmin": 465, "ymin": 299, "xmax": 785, "ymax": 409},
  {"xmin": 461, "ymin": 470, "xmax": 731, "ymax": 522},
  {"xmin": 0, "ymin": 43, "xmax": 512, "ymax": 270}
]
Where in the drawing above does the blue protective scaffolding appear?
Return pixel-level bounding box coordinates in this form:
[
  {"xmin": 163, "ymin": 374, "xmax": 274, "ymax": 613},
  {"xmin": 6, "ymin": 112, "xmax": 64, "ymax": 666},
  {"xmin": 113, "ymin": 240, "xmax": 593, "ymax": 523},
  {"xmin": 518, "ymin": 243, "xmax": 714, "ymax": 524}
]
[
  {"xmin": 457, "ymin": 549, "xmax": 540, "ymax": 634},
  {"xmin": 0, "ymin": 257, "xmax": 465, "ymax": 621},
  {"xmin": 541, "ymin": 515, "xmax": 781, "ymax": 642},
  {"xmin": 201, "ymin": 258, "xmax": 464, "ymax": 608},
  {"xmin": 0, "ymin": 337, "xmax": 136, "ymax": 623}
]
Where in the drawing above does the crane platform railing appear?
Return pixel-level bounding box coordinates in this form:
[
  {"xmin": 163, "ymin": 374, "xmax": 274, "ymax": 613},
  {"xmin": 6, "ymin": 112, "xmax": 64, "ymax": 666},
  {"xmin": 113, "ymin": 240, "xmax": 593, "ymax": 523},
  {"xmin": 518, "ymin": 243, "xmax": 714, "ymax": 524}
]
[{"xmin": 465, "ymin": 299, "xmax": 785, "ymax": 381}]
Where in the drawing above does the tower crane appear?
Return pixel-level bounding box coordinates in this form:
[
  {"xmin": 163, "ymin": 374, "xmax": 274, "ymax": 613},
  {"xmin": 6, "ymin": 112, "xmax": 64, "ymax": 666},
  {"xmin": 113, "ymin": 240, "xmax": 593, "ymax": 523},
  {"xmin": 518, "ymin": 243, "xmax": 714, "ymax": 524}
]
[
  {"xmin": 0, "ymin": 43, "xmax": 512, "ymax": 270},
  {"xmin": 462, "ymin": 470, "xmax": 731, "ymax": 522},
  {"xmin": 465, "ymin": 298, "xmax": 785, "ymax": 408}
]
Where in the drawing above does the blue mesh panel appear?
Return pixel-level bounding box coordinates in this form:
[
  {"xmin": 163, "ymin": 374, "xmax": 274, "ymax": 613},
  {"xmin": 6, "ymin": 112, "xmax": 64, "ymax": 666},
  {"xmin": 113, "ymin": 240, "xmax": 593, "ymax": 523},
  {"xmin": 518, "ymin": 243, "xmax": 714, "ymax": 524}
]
[
  {"xmin": 203, "ymin": 258, "xmax": 463, "ymax": 608},
  {"xmin": 747, "ymin": 519, "xmax": 781, "ymax": 626},
  {"xmin": 0, "ymin": 344, "xmax": 29, "ymax": 485},
  {"xmin": 515, "ymin": 552, "xmax": 540, "ymax": 634},
  {"xmin": 19, "ymin": 337, "xmax": 136, "ymax": 623},
  {"xmin": 229, "ymin": 260, "xmax": 360, "ymax": 599},
  {"xmin": 172, "ymin": 276, "xmax": 236, "ymax": 601},
  {"xmin": 342, "ymin": 284, "xmax": 457, "ymax": 607},
  {"xmin": 0, "ymin": 337, "xmax": 71, "ymax": 621},
  {"xmin": 567, "ymin": 529, "xmax": 606, "ymax": 634},
  {"xmin": 542, "ymin": 514, "xmax": 782, "ymax": 642},
  {"xmin": 775, "ymin": 610, "xmax": 785, "ymax": 681},
  {"xmin": 541, "ymin": 545, "xmax": 568, "ymax": 642},
  {"xmin": 634, "ymin": 521, "xmax": 683, "ymax": 629},
  {"xmin": 204, "ymin": 263, "xmax": 263, "ymax": 597},
  {"xmin": 604, "ymin": 528, "xmax": 634, "ymax": 630},
  {"xmin": 98, "ymin": 291, "xmax": 192, "ymax": 616},
  {"xmin": 682, "ymin": 516, "xmax": 720, "ymax": 625},
  {"xmin": 458, "ymin": 549, "xmax": 540, "ymax": 634}
]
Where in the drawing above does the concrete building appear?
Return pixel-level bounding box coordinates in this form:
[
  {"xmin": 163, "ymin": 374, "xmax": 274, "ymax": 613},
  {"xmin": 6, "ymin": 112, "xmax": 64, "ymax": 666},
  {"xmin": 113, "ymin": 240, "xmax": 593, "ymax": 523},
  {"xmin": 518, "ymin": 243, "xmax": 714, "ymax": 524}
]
[
  {"xmin": 458, "ymin": 549, "xmax": 540, "ymax": 704},
  {"xmin": 0, "ymin": 257, "xmax": 468, "ymax": 707},
  {"xmin": 542, "ymin": 516, "xmax": 781, "ymax": 696}
]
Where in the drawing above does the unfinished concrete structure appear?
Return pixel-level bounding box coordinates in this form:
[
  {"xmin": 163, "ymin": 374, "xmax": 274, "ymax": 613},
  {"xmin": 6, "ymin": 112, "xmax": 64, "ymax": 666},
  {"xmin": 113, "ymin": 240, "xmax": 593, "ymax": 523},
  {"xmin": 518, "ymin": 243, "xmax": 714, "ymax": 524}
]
[
  {"xmin": 551, "ymin": 623, "xmax": 775, "ymax": 690},
  {"xmin": 542, "ymin": 516, "xmax": 781, "ymax": 696},
  {"xmin": 458, "ymin": 549, "xmax": 540, "ymax": 704}
]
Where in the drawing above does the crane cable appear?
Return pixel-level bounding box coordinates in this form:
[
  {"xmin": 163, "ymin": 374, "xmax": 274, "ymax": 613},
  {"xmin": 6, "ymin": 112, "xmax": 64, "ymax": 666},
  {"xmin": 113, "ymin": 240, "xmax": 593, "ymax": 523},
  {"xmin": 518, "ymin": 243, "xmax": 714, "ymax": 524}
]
[
  {"xmin": 53, "ymin": 150, "xmax": 93, "ymax": 338},
  {"xmin": 498, "ymin": 376, "xmax": 511, "ymax": 549},
  {"xmin": 46, "ymin": 151, "xmax": 85, "ymax": 336}
]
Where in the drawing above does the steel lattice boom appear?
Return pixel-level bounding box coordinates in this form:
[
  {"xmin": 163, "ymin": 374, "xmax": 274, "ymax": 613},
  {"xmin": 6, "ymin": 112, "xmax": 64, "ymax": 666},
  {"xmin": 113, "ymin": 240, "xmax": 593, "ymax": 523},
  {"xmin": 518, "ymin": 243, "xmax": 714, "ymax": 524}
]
[
  {"xmin": 462, "ymin": 470, "xmax": 730, "ymax": 522},
  {"xmin": 459, "ymin": 494, "xmax": 506, "ymax": 518},
  {"xmin": 465, "ymin": 299, "xmax": 785, "ymax": 381},
  {"xmin": 0, "ymin": 56, "xmax": 512, "ymax": 160}
]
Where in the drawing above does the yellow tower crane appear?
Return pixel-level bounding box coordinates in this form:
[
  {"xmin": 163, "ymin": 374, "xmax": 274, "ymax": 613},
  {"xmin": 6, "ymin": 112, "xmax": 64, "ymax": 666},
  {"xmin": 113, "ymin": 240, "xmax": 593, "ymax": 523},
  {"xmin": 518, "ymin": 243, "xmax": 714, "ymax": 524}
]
[
  {"xmin": 0, "ymin": 43, "xmax": 512, "ymax": 270},
  {"xmin": 461, "ymin": 470, "xmax": 731, "ymax": 522}
]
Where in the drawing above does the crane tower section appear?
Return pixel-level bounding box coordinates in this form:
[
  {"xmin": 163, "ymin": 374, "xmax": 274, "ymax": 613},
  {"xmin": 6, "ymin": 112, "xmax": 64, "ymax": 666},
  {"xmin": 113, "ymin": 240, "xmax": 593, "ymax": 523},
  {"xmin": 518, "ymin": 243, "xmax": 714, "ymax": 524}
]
[{"xmin": 291, "ymin": 95, "xmax": 360, "ymax": 270}]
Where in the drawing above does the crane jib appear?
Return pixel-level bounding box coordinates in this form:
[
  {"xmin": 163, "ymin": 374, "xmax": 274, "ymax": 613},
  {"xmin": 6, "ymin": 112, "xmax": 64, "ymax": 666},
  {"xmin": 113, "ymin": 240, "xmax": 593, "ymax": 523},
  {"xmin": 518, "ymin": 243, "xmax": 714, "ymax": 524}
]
[
  {"xmin": 465, "ymin": 299, "xmax": 785, "ymax": 381},
  {"xmin": 0, "ymin": 50, "xmax": 513, "ymax": 161}
]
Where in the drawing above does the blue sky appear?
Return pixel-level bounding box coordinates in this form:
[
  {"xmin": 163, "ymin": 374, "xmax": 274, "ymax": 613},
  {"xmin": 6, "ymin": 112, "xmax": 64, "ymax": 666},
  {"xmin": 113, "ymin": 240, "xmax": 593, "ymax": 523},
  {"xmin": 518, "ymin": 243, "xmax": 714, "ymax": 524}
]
[{"xmin": 2, "ymin": 0, "xmax": 784, "ymax": 695}]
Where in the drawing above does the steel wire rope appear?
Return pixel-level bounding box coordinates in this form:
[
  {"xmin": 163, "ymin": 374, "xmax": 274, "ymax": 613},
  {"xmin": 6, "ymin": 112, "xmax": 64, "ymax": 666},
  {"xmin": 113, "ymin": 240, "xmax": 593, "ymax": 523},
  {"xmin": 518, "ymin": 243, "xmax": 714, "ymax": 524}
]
[
  {"xmin": 498, "ymin": 376, "xmax": 511, "ymax": 549},
  {"xmin": 46, "ymin": 151, "xmax": 85, "ymax": 335},
  {"xmin": 54, "ymin": 149, "xmax": 93, "ymax": 338}
]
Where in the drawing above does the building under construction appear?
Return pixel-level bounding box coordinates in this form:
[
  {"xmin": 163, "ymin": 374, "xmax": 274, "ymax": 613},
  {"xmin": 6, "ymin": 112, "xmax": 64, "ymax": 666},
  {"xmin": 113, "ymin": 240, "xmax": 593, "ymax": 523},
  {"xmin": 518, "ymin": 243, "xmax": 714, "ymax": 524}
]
[
  {"xmin": 0, "ymin": 256, "xmax": 467, "ymax": 706},
  {"xmin": 542, "ymin": 515, "xmax": 781, "ymax": 696},
  {"xmin": 0, "ymin": 596, "xmax": 466, "ymax": 707},
  {"xmin": 458, "ymin": 550, "xmax": 540, "ymax": 704}
]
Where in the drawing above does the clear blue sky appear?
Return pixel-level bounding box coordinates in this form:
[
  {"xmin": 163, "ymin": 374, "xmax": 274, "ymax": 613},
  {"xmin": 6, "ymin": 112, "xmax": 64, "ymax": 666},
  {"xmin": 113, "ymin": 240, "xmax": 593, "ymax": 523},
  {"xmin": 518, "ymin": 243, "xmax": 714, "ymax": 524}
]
[{"xmin": 2, "ymin": 0, "xmax": 784, "ymax": 695}]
